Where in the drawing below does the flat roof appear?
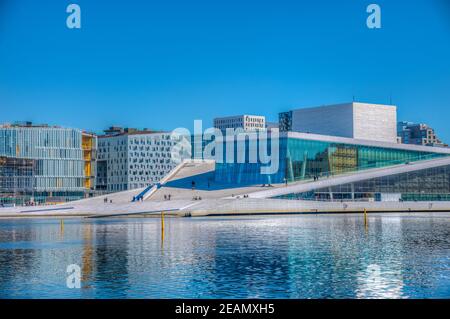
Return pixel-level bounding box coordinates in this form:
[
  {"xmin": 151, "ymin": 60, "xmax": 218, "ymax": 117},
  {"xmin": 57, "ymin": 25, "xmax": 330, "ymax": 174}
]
[
  {"xmin": 214, "ymin": 114, "xmax": 266, "ymax": 120},
  {"xmin": 287, "ymin": 101, "xmax": 396, "ymax": 113},
  {"xmin": 98, "ymin": 130, "xmax": 168, "ymax": 138}
]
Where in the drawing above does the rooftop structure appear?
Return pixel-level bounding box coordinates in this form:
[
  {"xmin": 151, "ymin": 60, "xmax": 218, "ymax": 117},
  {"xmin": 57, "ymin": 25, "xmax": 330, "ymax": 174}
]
[
  {"xmin": 214, "ymin": 115, "xmax": 266, "ymax": 132},
  {"xmin": 279, "ymin": 102, "xmax": 397, "ymax": 143},
  {"xmin": 102, "ymin": 126, "xmax": 162, "ymax": 137}
]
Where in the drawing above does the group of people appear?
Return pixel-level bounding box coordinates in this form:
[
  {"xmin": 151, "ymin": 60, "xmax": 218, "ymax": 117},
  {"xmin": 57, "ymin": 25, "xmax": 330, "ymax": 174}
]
[
  {"xmin": 24, "ymin": 201, "xmax": 38, "ymax": 206},
  {"xmin": 131, "ymin": 196, "xmax": 144, "ymax": 202}
]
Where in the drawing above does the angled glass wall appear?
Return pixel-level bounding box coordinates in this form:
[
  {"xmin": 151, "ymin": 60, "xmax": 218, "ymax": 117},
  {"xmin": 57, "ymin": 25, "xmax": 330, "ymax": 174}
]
[
  {"xmin": 214, "ymin": 136, "xmax": 449, "ymax": 185},
  {"xmin": 285, "ymin": 138, "xmax": 447, "ymax": 182},
  {"xmin": 214, "ymin": 135, "xmax": 286, "ymax": 185},
  {"xmin": 277, "ymin": 164, "xmax": 450, "ymax": 202}
]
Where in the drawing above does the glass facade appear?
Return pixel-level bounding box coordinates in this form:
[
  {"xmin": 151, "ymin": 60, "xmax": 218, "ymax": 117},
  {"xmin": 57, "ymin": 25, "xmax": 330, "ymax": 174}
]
[
  {"xmin": 214, "ymin": 136, "xmax": 449, "ymax": 185},
  {"xmin": 214, "ymin": 136, "xmax": 284, "ymax": 185},
  {"xmin": 278, "ymin": 164, "xmax": 450, "ymax": 202},
  {"xmin": 285, "ymin": 138, "xmax": 446, "ymax": 182},
  {"xmin": 0, "ymin": 126, "xmax": 95, "ymax": 204},
  {"xmin": 0, "ymin": 156, "xmax": 35, "ymax": 205}
]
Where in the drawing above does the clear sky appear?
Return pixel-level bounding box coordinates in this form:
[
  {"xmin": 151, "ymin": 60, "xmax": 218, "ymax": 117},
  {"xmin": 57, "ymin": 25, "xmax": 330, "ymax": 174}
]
[{"xmin": 1, "ymin": 0, "xmax": 449, "ymax": 139}]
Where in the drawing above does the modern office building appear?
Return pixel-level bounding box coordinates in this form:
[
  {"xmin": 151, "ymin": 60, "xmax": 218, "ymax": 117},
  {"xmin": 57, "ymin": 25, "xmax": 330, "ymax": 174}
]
[
  {"xmin": 397, "ymin": 121, "xmax": 447, "ymax": 147},
  {"xmin": 214, "ymin": 115, "xmax": 266, "ymax": 132},
  {"xmin": 97, "ymin": 127, "xmax": 190, "ymax": 192},
  {"xmin": 0, "ymin": 122, "xmax": 97, "ymax": 205},
  {"xmin": 279, "ymin": 102, "xmax": 398, "ymax": 143}
]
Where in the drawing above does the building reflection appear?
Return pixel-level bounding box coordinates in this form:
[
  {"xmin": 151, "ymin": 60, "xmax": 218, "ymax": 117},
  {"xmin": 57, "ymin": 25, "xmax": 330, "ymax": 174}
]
[
  {"xmin": 0, "ymin": 216, "xmax": 448, "ymax": 298},
  {"xmin": 93, "ymin": 221, "xmax": 130, "ymax": 296},
  {"xmin": 0, "ymin": 222, "xmax": 38, "ymax": 294},
  {"xmin": 200, "ymin": 220, "xmax": 292, "ymax": 298},
  {"xmin": 351, "ymin": 216, "xmax": 403, "ymax": 298},
  {"xmin": 81, "ymin": 223, "xmax": 94, "ymax": 287}
]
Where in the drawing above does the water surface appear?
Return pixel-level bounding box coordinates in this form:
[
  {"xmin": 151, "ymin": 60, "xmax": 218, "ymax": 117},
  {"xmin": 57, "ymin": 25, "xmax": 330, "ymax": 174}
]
[{"xmin": 0, "ymin": 213, "xmax": 449, "ymax": 298}]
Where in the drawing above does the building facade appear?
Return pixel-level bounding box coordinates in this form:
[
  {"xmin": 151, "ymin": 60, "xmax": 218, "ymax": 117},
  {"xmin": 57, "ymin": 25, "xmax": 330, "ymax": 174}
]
[
  {"xmin": 397, "ymin": 121, "xmax": 447, "ymax": 147},
  {"xmin": 0, "ymin": 156, "xmax": 35, "ymax": 205},
  {"xmin": 281, "ymin": 163, "xmax": 450, "ymax": 202},
  {"xmin": 279, "ymin": 102, "xmax": 398, "ymax": 143},
  {"xmin": 0, "ymin": 123, "xmax": 97, "ymax": 205},
  {"xmin": 97, "ymin": 128, "xmax": 189, "ymax": 192},
  {"xmin": 212, "ymin": 132, "xmax": 450, "ymax": 190},
  {"xmin": 214, "ymin": 115, "xmax": 266, "ymax": 132}
]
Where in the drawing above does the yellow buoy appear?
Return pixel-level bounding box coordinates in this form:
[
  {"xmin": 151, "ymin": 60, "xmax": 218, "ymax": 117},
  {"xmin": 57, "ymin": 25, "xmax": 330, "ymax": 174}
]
[
  {"xmin": 364, "ymin": 209, "xmax": 368, "ymax": 229},
  {"xmin": 161, "ymin": 212, "xmax": 165, "ymax": 246}
]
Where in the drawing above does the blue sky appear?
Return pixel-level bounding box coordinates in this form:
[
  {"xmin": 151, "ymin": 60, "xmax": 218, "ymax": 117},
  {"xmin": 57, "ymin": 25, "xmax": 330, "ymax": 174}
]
[{"xmin": 0, "ymin": 0, "xmax": 449, "ymax": 139}]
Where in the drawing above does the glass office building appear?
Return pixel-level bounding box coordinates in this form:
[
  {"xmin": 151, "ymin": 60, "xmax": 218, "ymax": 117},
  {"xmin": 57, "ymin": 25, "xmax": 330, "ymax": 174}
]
[
  {"xmin": 213, "ymin": 132, "xmax": 450, "ymax": 185},
  {"xmin": 0, "ymin": 123, "xmax": 97, "ymax": 204}
]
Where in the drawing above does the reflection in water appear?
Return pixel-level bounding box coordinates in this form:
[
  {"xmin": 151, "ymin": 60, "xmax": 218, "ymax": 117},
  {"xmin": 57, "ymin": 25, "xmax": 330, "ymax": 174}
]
[
  {"xmin": 356, "ymin": 264, "xmax": 403, "ymax": 299},
  {"xmin": 93, "ymin": 221, "xmax": 130, "ymax": 298},
  {"xmin": 161, "ymin": 213, "xmax": 165, "ymax": 251},
  {"xmin": 0, "ymin": 222, "xmax": 38, "ymax": 297},
  {"xmin": 0, "ymin": 214, "xmax": 449, "ymax": 299},
  {"xmin": 81, "ymin": 223, "xmax": 93, "ymax": 287}
]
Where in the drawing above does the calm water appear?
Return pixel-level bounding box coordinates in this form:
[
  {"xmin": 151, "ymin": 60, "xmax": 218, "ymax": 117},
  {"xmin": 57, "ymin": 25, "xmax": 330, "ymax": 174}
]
[{"xmin": 0, "ymin": 214, "xmax": 449, "ymax": 299}]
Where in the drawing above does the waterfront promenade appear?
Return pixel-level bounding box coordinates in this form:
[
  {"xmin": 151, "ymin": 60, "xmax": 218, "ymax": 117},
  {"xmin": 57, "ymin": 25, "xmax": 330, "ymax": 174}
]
[{"xmin": 2, "ymin": 159, "xmax": 450, "ymax": 218}]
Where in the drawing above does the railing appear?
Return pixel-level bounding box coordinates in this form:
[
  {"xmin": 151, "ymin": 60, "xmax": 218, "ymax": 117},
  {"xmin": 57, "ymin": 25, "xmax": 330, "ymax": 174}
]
[{"xmin": 132, "ymin": 184, "xmax": 156, "ymax": 202}]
